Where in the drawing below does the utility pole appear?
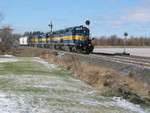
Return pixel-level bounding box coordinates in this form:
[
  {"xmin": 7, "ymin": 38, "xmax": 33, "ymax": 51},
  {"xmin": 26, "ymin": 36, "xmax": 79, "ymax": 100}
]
[
  {"xmin": 48, "ymin": 22, "xmax": 53, "ymax": 33},
  {"xmin": 48, "ymin": 22, "xmax": 53, "ymax": 51}
]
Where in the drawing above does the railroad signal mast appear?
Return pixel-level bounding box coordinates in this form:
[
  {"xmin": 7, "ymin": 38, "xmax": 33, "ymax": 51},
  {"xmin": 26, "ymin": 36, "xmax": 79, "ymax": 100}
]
[
  {"xmin": 123, "ymin": 32, "xmax": 128, "ymax": 54},
  {"xmin": 48, "ymin": 22, "xmax": 53, "ymax": 34},
  {"xmin": 48, "ymin": 22, "xmax": 53, "ymax": 50},
  {"xmin": 85, "ymin": 20, "xmax": 91, "ymax": 39}
]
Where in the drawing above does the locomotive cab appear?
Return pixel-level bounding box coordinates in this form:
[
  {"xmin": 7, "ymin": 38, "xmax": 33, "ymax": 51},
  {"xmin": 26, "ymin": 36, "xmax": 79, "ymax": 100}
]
[
  {"xmin": 73, "ymin": 26, "xmax": 90, "ymax": 44},
  {"xmin": 71, "ymin": 26, "xmax": 94, "ymax": 53}
]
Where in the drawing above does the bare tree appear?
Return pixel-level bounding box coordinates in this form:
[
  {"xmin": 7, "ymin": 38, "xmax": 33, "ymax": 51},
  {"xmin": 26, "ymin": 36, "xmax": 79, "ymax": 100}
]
[{"xmin": 0, "ymin": 26, "xmax": 13, "ymax": 53}]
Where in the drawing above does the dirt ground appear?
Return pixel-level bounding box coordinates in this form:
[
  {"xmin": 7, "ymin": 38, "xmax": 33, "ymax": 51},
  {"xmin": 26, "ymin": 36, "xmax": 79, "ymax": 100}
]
[{"xmin": 93, "ymin": 48, "xmax": 150, "ymax": 57}]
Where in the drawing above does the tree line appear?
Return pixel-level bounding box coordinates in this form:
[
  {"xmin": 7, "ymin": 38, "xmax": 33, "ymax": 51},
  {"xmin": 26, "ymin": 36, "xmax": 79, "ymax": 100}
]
[
  {"xmin": 23, "ymin": 31, "xmax": 44, "ymax": 36},
  {"xmin": 92, "ymin": 35, "xmax": 150, "ymax": 46}
]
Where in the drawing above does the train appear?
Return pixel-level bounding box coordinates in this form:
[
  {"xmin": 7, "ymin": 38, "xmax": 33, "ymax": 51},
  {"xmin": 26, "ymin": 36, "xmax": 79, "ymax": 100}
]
[
  {"xmin": 21, "ymin": 25, "xmax": 94, "ymax": 54},
  {"xmin": 19, "ymin": 36, "xmax": 28, "ymax": 46}
]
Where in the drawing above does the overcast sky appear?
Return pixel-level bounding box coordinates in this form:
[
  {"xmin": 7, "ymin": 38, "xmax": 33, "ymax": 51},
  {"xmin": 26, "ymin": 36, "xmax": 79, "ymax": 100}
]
[{"xmin": 0, "ymin": 0, "xmax": 150, "ymax": 37}]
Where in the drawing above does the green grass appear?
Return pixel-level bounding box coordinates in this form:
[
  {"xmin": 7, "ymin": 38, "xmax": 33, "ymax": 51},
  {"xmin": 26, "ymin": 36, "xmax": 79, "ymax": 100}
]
[
  {"xmin": 0, "ymin": 78, "xmax": 13, "ymax": 90},
  {"xmin": 52, "ymin": 70, "xmax": 71, "ymax": 78},
  {"xmin": 17, "ymin": 87, "xmax": 47, "ymax": 93},
  {"xmin": 0, "ymin": 59, "xmax": 69, "ymax": 78},
  {"xmin": 101, "ymin": 90, "xmax": 121, "ymax": 97},
  {"xmin": 0, "ymin": 61, "xmax": 52, "ymax": 75},
  {"xmin": 0, "ymin": 57, "xmax": 72, "ymax": 95}
]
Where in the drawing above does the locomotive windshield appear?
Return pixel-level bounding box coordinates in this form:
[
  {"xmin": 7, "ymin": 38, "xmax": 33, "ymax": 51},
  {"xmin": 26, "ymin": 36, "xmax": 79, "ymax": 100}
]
[{"xmin": 76, "ymin": 30, "xmax": 85, "ymax": 33}]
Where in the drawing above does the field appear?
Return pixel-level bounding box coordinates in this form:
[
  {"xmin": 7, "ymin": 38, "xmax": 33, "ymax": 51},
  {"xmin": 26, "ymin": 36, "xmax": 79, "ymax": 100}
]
[
  {"xmin": 1, "ymin": 55, "xmax": 148, "ymax": 113},
  {"xmin": 94, "ymin": 47, "xmax": 150, "ymax": 57}
]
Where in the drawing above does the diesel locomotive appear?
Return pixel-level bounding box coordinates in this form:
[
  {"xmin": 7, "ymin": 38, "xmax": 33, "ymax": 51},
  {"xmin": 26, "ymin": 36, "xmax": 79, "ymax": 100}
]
[{"xmin": 27, "ymin": 25, "xmax": 94, "ymax": 54}]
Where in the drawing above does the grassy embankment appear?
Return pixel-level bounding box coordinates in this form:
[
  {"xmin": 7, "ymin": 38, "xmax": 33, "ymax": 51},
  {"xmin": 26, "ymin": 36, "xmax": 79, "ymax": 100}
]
[
  {"xmin": 7, "ymin": 47, "xmax": 150, "ymax": 107},
  {"xmin": 0, "ymin": 57, "xmax": 69, "ymax": 94}
]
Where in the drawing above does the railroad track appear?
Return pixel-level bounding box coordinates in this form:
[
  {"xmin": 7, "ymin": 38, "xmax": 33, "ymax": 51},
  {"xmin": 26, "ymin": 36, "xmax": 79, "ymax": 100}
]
[
  {"xmin": 21, "ymin": 46, "xmax": 150, "ymax": 68},
  {"xmin": 56, "ymin": 50, "xmax": 150, "ymax": 68},
  {"xmin": 89, "ymin": 53, "xmax": 150, "ymax": 68}
]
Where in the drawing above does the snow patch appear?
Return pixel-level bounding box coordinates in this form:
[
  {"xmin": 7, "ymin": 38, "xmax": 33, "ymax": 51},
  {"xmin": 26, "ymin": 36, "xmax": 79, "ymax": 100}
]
[
  {"xmin": 0, "ymin": 55, "xmax": 15, "ymax": 57},
  {"xmin": 0, "ymin": 58, "xmax": 21, "ymax": 63},
  {"xmin": 113, "ymin": 97, "xmax": 148, "ymax": 113},
  {"xmin": 0, "ymin": 93, "xmax": 18, "ymax": 113},
  {"xmin": 33, "ymin": 57, "xmax": 58, "ymax": 70},
  {"xmin": 57, "ymin": 52, "xmax": 66, "ymax": 58}
]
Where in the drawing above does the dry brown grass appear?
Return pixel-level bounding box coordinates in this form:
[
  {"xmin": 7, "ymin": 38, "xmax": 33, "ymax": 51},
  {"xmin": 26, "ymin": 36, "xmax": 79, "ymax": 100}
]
[
  {"xmin": 0, "ymin": 42, "xmax": 19, "ymax": 55},
  {"xmin": 18, "ymin": 47, "xmax": 150, "ymax": 107},
  {"xmin": 118, "ymin": 76, "xmax": 150, "ymax": 98},
  {"xmin": 49, "ymin": 55, "xmax": 150, "ymax": 106}
]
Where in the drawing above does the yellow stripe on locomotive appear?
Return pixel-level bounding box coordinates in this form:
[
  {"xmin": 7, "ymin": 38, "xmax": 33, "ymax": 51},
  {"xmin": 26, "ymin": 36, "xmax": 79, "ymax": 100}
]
[
  {"xmin": 34, "ymin": 35, "xmax": 88, "ymax": 42},
  {"xmin": 52, "ymin": 35, "xmax": 88, "ymax": 41}
]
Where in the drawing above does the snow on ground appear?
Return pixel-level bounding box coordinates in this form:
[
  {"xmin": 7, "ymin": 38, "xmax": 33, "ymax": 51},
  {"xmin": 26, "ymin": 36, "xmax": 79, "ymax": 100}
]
[
  {"xmin": 0, "ymin": 56, "xmax": 149, "ymax": 113},
  {"xmin": 0, "ymin": 58, "xmax": 22, "ymax": 63}
]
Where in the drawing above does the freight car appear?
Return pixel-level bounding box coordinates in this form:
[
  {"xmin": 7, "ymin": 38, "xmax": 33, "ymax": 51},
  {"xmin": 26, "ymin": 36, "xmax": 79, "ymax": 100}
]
[
  {"xmin": 19, "ymin": 36, "xmax": 28, "ymax": 46},
  {"xmin": 27, "ymin": 25, "xmax": 94, "ymax": 53}
]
